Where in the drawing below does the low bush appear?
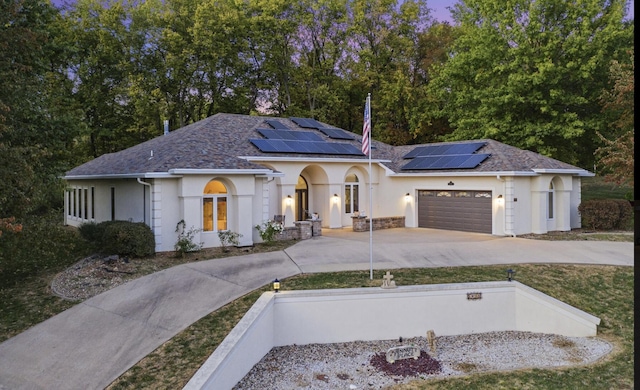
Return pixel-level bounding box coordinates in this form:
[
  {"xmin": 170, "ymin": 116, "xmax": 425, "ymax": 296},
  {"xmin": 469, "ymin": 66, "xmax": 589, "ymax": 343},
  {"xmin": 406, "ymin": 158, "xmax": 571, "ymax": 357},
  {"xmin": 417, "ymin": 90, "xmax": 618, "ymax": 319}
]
[
  {"xmin": 578, "ymin": 199, "xmax": 633, "ymax": 230},
  {"xmin": 255, "ymin": 220, "xmax": 284, "ymax": 244},
  {"xmin": 101, "ymin": 221, "xmax": 155, "ymax": 258},
  {"xmin": 174, "ymin": 220, "xmax": 202, "ymax": 257},
  {"xmin": 218, "ymin": 230, "xmax": 242, "ymax": 251},
  {"xmin": 0, "ymin": 212, "xmax": 88, "ymax": 286},
  {"xmin": 80, "ymin": 220, "xmax": 155, "ymax": 257}
]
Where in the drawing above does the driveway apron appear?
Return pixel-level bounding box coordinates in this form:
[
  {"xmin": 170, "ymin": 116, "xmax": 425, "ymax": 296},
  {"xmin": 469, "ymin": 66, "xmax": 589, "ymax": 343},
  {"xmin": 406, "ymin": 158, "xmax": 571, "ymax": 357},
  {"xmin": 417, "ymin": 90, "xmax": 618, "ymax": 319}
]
[{"xmin": 0, "ymin": 228, "xmax": 632, "ymax": 389}]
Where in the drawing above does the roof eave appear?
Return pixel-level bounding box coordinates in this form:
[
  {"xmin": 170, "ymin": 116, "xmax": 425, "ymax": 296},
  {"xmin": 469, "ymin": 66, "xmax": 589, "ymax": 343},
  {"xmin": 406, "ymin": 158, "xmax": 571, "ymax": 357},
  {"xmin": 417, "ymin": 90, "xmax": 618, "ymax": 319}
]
[
  {"xmin": 241, "ymin": 156, "xmax": 392, "ymax": 164},
  {"xmin": 532, "ymin": 169, "xmax": 594, "ymax": 176},
  {"xmin": 64, "ymin": 172, "xmax": 177, "ymax": 180},
  {"xmin": 64, "ymin": 168, "xmax": 276, "ymax": 180},
  {"xmin": 168, "ymin": 168, "xmax": 275, "ymax": 175},
  {"xmin": 388, "ymin": 170, "xmax": 540, "ymax": 177}
]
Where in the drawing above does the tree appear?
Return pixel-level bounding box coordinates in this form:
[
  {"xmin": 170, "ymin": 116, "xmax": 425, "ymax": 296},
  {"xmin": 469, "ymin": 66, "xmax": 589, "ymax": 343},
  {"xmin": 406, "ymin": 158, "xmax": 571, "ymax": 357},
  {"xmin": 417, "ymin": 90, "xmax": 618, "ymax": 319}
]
[
  {"xmin": 428, "ymin": 0, "xmax": 633, "ymax": 168},
  {"xmin": 595, "ymin": 50, "xmax": 634, "ymax": 187},
  {"xmin": 1, "ymin": 0, "xmax": 83, "ymax": 218},
  {"xmin": 347, "ymin": 0, "xmax": 431, "ymax": 141},
  {"xmin": 66, "ymin": 0, "xmax": 137, "ymax": 157}
]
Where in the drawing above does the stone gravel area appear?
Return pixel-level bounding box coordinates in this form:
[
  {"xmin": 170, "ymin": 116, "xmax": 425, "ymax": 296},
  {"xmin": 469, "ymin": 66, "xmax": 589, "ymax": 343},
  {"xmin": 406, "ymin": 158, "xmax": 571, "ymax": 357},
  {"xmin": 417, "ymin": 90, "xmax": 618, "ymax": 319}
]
[
  {"xmin": 234, "ymin": 332, "xmax": 612, "ymax": 389},
  {"xmin": 51, "ymin": 255, "xmax": 139, "ymax": 301}
]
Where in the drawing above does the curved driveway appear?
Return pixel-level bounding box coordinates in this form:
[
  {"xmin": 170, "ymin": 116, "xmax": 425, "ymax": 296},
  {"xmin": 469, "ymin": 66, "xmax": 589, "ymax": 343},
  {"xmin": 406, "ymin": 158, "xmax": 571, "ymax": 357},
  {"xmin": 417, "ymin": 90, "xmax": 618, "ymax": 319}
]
[{"xmin": 0, "ymin": 228, "xmax": 632, "ymax": 390}]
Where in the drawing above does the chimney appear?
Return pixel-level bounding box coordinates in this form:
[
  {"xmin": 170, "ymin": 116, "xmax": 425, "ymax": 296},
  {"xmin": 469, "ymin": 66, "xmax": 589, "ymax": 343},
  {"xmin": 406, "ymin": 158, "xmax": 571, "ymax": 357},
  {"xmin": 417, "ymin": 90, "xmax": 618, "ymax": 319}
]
[{"xmin": 163, "ymin": 120, "xmax": 169, "ymax": 135}]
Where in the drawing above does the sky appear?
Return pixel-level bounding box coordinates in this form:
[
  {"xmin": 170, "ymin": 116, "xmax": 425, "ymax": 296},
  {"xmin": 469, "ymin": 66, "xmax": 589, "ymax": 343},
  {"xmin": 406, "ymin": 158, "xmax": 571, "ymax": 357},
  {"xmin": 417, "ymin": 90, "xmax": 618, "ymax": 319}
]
[
  {"xmin": 429, "ymin": 0, "xmax": 634, "ymax": 23},
  {"xmin": 49, "ymin": 0, "xmax": 633, "ymax": 23}
]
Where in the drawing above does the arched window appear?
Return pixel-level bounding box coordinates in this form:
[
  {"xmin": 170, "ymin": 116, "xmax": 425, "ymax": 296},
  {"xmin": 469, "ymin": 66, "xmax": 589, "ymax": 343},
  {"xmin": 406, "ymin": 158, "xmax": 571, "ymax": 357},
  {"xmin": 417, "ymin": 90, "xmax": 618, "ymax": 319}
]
[
  {"xmin": 344, "ymin": 174, "xmax": 359, "ymax": 214},
  {"xmin": 203, "ymin": 180, "xmax": 227, "ymax": 231},
  {"xmin": 547, "ymin": 181, "xmax": 554, "ymax": 220}
]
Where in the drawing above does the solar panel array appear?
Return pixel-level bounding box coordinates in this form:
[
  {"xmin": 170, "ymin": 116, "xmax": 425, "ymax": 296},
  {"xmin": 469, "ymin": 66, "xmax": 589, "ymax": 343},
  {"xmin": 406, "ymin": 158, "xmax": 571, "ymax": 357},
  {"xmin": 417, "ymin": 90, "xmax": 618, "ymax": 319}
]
[
  {"xmin": 402, "ymin": 142, "xmax": 486, "ymax": 159},
  {"xmin": 402, "ymin": 154, "xmax": 490, "ymax": 170},
  {"xmin": 401, "ymin": 141, "xmax": 490, "ymax": 170},
  {"xmin": 251, "ymin": 118, "xmax": 362, "ymax": 155},
  {"xmin": 250, "ymin": 139, "xmax": 363, "ymax": 155},
  {"xmin": 290, "ymin": 117, "xmax": 355, "ymax": 140}
]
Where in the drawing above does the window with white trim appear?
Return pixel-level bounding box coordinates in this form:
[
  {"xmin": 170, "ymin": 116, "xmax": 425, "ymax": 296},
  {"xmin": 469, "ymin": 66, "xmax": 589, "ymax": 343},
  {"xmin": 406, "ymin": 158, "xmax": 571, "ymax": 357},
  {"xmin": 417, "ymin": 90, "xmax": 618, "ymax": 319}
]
[
  {"xmin": 66, "ymin": 186, "xmax": 95, "ymax": 222},
  {"xmin": 344, "ymin": 174, "xmax": 359, "ymax": 214},
  {"xmin": 203, "ymin": 180, "xmax": 227, "ymax": 231}
]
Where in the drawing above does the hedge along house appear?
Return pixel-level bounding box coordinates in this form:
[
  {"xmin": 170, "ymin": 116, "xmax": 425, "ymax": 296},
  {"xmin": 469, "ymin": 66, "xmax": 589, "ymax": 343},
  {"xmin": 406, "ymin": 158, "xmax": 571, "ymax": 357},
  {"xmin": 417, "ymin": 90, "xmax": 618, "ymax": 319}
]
[{"xmin": 64, "ymin": 113, "xmax": 593, "ymax": 252}]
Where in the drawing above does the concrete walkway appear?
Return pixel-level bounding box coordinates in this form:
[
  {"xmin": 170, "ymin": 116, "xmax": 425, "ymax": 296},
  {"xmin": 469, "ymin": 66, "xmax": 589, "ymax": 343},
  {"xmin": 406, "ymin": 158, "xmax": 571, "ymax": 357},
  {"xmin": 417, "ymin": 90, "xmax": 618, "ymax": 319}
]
[{"xmin": 0, "ymin": 228, "xmax": 633, "ymax": 390}]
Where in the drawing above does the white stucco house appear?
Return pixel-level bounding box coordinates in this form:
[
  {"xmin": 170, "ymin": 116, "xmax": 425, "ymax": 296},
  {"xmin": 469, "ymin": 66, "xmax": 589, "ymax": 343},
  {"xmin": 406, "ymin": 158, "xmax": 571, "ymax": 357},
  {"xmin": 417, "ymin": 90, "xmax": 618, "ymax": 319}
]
[{"xmin": 64, "ymin": 113, "xmax": 593, "ymax": 252}]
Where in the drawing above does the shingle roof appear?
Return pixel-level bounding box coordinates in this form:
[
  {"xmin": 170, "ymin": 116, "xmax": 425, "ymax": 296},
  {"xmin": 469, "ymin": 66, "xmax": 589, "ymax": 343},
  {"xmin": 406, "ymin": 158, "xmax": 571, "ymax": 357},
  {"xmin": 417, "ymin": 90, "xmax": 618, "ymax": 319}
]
[{"xmin": 65, "ymin": 113, "xmax": 588, "ymax": 178}]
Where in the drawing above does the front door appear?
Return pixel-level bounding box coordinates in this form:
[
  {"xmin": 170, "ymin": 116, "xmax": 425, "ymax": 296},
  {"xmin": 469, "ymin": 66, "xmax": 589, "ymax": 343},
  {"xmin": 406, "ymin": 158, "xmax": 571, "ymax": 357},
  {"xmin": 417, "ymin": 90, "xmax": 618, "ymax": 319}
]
[{"xmin": 295, "ymin": 176, "xmax": 309, "ymax": 221}]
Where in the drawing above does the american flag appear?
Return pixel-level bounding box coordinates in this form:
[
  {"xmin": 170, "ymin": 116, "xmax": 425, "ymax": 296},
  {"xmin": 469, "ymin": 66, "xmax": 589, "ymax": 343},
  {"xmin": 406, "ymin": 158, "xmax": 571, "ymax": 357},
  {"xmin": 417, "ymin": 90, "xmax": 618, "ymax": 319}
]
[{"xmin": 362, "ymin": 94, "xmax": 371, "ymax": 155}]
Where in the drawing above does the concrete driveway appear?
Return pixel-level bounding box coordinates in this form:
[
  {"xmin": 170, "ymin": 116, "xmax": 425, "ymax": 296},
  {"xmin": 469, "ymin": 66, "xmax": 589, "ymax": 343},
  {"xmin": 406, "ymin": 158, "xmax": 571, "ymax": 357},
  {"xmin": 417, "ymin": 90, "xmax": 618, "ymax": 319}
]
[{"xmin": 0, "ymin": 228, "xmax": 633, "ymax": 390}]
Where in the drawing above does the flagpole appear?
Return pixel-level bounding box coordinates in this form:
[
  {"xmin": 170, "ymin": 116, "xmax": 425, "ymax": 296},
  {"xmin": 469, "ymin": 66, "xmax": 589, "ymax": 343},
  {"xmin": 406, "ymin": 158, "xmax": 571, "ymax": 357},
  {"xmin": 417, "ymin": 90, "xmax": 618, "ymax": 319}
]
[{"xmin": 367, "ymin": 93, "xmax": 373, "ymax": 280}]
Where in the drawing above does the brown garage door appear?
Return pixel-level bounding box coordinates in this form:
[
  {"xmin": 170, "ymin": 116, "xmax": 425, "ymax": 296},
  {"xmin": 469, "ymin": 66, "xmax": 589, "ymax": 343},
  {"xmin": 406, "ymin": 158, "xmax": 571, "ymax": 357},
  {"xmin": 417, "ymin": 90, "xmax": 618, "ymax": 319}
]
[{"xmin": 418, "ymin": 190, "xmax": 492, "ymax": 234}]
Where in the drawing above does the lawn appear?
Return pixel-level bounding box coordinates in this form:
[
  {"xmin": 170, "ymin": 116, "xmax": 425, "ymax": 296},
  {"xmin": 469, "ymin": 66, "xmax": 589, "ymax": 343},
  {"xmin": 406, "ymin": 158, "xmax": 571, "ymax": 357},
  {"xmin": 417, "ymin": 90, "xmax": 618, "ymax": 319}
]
[
  {"xmin": 581, "ymin": 176, "xmax": 633, "ymax": 201},
  {"xmin": 105, "ymin": 264, "xmax": 634, "ymax": 390},
  {"xmin": 0, "ymin": 176, "xmax": 634, "ymax": 389}
]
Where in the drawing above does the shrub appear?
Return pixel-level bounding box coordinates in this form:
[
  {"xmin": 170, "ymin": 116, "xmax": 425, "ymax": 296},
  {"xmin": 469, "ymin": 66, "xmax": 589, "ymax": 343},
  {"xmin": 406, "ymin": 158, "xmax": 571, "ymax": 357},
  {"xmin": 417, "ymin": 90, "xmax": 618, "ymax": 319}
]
[
  {"xmin": 101, "ymin": 221, "xmax": 155, "ymax": 257},
  {"xmin": 612, "ymin": 199, "xmax": 633, "ymax": 229},
  {"xmin": 78, "ymin": 221, "xmax": 106, "ymax": 249},
  {"xmin": 174, "ymin": 220, "xmax": 202, "ymax": 256},
  {"xmin": 0, "ymin": 212, "xmax": 89, "ymax": 286},
  {"xmin": 218, "ymin": 230, "xmax": 242, "ymax": 251},
  {"xmin": 578, "ymin": 199, "xmax": 633, "ymax": 230},
  {"xmin": 255, "ymin": 220, "xmax": 284, "ymax": 244}
]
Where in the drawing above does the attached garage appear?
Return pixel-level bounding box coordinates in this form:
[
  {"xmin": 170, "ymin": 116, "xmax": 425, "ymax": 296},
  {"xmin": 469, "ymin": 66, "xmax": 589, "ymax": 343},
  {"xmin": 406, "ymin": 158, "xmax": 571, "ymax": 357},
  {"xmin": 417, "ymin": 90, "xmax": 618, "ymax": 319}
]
[{"xmin": 418, "ymin": 190, "xmax": 492, "ymax": 234}]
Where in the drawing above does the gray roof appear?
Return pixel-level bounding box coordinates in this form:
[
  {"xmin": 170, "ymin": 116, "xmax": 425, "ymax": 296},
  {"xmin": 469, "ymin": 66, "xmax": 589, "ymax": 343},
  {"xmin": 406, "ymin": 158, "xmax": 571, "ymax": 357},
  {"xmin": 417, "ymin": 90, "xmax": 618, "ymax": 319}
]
[{"xmin": 65, "ymin": 113, "xmax": 588, "ymax": 178}]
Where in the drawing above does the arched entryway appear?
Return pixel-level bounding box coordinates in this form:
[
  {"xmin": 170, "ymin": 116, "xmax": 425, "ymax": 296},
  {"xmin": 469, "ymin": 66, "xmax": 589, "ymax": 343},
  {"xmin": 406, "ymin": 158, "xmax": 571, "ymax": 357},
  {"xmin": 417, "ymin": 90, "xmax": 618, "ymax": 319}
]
[{"xmin": 295, "ymin": 175, "xmax": 309, "ymax": 221}]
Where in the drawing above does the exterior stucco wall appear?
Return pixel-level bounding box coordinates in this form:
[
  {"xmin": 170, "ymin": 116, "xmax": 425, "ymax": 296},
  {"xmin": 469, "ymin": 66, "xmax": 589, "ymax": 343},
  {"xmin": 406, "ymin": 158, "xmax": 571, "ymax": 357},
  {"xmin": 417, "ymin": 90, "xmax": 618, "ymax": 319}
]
[
  {"xmin": 570, "ymin": 176, "xmax": 583, "ymax": 229},
  {"xmin": 376, "ymin": 173, "xmax": 505, "ymax": 235},
  {"xmin": 64, "ymin": 169, "xmax": 584, "ymax": 250},
  {"xmin": 154, "ymin": 178, "xmax": 180, "ymax": 252},
  {"xmin": 64, "ymin": 179, "xmax": 146, "ymax": 228}
]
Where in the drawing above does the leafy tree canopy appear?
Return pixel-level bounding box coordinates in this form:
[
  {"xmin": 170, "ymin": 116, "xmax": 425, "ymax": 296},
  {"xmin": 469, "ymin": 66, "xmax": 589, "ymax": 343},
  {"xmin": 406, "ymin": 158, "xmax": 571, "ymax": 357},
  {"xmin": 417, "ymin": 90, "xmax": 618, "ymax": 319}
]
[{"xmin": 428, "ymin": 0, "xmax": 633, "ymax": 168}]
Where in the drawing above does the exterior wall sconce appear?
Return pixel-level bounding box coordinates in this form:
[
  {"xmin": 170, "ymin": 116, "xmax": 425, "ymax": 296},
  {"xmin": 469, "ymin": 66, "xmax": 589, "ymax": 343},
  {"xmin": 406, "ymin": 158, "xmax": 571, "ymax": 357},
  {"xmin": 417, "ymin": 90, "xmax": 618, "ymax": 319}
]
[
  {"xmin": 405, "ymin": 192, "xmax": 411, "ymax": 202},
  {"xmin": 332, "ymin": 194, "xmax": 339, "ymax": 204},
  {"xmin": 506, "ymin": 269, "xmax": 516, "ymax": 282},
  {"xmin": 285, "ymin": 195, "xmax": 293, "ymax": 205},
  {"xmin": 273, "ymin": 278, "xmax": 280, "ymax": 292},
  {"xmin": 497, "ymin": 194, "xmax": 504, "ymax": 205}
]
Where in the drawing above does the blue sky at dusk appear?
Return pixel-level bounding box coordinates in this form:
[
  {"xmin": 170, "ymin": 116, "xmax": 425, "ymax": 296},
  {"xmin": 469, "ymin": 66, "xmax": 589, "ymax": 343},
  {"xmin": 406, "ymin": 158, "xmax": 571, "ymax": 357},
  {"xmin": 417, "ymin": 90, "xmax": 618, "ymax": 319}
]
[
  {"xmin": 429, "ymin": 0, "xmax": 634, "ymax": 23},
  {"xmin": 50, "ymin": 0, "xmax": 634, "ymax": 23}
]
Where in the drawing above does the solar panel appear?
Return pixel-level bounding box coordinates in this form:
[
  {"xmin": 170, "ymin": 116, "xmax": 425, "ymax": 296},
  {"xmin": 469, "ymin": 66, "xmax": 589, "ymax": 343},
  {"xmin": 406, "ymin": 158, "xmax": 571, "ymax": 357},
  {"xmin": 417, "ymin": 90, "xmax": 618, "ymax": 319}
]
[
  {"xmin": 290, "ymin": 117, "xmax": 315, "ymax": 128},
  {"xmin": 250, "ymin": 139, "xmax": 363, "ymax": 156},
  {"xmin": 401, "ymin": 154, "xmax": 490, "ymax": 170},
  {"xmin": 317, "ymin": 127, "xmax": 355, "ymax": 140},
  {"xmin": 289, "ymin": 117, "xmax": 356, "ymax": 140},
  {"xmin": 403, "ymin": 142, "xmax": 486, "ymax": 159},
  {"xmin": 256, "ymin": 128, "xmax": 324, "ymax": 142},
  {"xmin": 249, "ymin": 139, "xmax": 278, "ymax": 152},
  {"xmin": 265, "ymin": 119, "xmax": 290, "ymax": 130},
  {"xmin": 458, "ymin": 153, "xmax": 490, "ymax": 168}
]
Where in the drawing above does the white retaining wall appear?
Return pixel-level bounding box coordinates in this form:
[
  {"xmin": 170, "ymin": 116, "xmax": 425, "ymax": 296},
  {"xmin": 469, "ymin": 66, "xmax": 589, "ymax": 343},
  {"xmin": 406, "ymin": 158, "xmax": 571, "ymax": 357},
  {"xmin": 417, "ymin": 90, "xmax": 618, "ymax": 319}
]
[{"xmin": 184, "ymin": 281, "xmax": 600, "ymax": 390}]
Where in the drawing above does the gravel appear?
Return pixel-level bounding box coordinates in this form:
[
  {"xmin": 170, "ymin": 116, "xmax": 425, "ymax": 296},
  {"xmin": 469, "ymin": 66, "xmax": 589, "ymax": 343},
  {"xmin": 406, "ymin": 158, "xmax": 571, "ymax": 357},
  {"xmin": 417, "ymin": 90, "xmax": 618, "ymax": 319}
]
[
  {"xmin": 233, "ymin": 331, "xmax": 612, "ymax": 389},
  {"xmin": 51, "ymin": 255, "xmax": 139, "ymax": 301}
]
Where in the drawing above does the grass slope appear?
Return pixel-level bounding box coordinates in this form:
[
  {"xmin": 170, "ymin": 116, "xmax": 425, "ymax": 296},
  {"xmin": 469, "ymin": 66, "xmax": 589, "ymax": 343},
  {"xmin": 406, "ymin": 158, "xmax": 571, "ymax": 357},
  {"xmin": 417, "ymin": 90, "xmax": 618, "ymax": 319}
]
[{"xmin": 107, "ymin": 265, "xmax": 634, "ymax": 390}]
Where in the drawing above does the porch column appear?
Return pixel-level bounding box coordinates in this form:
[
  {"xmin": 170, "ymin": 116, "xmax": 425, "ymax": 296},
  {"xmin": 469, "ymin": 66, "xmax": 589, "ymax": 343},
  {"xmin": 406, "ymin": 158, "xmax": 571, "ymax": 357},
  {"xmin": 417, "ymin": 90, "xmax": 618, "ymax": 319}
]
[{"xmin": 236, "ymin": 194, "xmax": 254, "ymax": 246}]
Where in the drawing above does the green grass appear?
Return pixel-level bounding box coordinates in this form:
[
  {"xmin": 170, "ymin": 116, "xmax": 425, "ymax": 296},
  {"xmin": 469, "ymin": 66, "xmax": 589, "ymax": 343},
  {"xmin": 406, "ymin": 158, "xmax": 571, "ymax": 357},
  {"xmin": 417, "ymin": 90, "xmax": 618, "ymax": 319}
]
[
  {"xmin": 581, "ymin": 176, "xmax": 633, "ymax": 201},
  {"xmin": 0, "ymin": 179, "xmax": 634, "ymax": 388},
  {"xmin": 0, "ymin": 212, "xmax": 90, "ymax": 342},
  {"xmin": 107, "ymin": 264, "xmax": 634, "ymax": 390}
]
